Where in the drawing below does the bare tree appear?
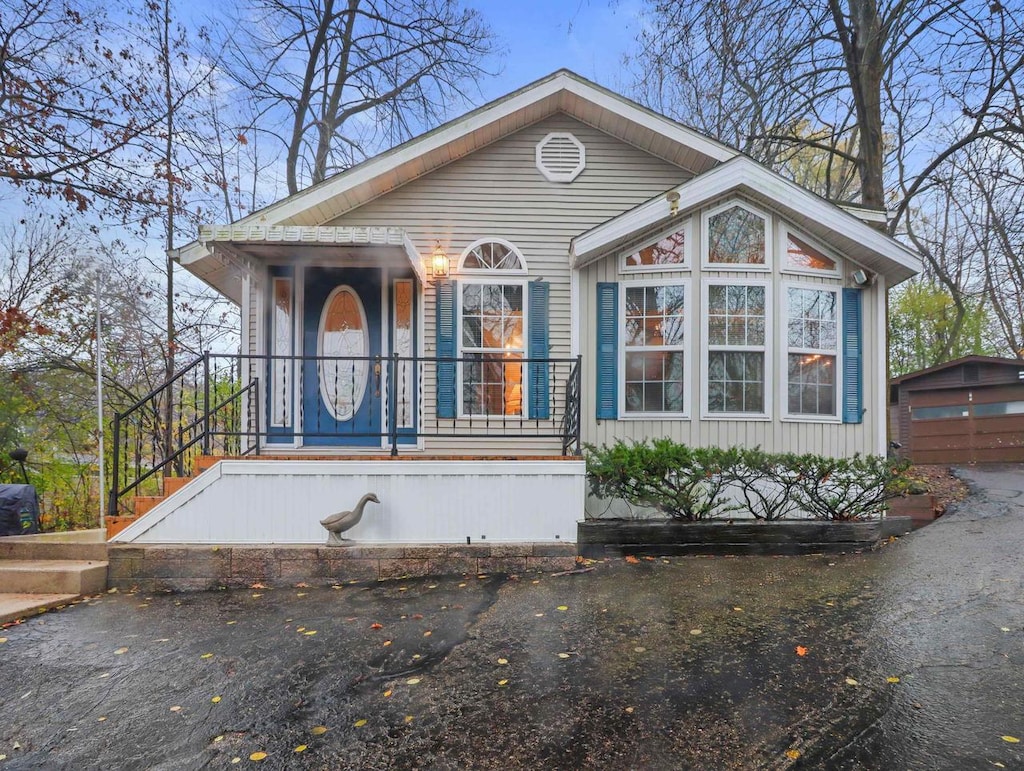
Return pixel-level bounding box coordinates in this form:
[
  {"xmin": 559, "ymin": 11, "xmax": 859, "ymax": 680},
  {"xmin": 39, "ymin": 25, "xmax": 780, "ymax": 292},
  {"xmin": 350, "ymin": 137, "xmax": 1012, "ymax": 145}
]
[{"xmin": 226, "ymin": 0, "xmax": 498, "ymax": 195}]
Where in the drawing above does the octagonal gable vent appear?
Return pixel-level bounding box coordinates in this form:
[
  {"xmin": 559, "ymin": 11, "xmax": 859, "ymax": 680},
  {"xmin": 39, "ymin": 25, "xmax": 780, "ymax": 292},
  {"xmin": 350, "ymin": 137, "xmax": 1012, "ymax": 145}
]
[{"xmin": 536, "ymin": 132, "xmax": 586, "ymax": 183}]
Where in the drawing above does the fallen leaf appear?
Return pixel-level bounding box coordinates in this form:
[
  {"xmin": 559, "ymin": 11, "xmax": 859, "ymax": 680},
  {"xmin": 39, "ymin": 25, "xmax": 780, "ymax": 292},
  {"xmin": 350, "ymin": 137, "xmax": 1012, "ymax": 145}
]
[
  {"xmin": 412, "ymin": 613, "xmax": 424, "ymax": 620},
  {"xmin": 1001, "ymin": 627, "xmax": 1011, "ymax": 633},
  {"xmin": 0, "ymin": 638, "xmax": 6, "ymax": 643},
  {"xmin": 250, "ymin": 583, "xmax": 267, "ymax": 590},
  {"xmin": 534, "ymin": 613, "xmax": 545, "ymax": 617},
  {"xmin": 249, "ymin": 751, "xmax": 267, "ymax": 761},
  {"xmin": 795, "ymin": 646, "xmax": 808, "ymax": 657},
  {"xmin": 170, "ymin": 706, "xmax": 182, "ymax": 712},
  {"xmin": 97, "ymin": 716, "xmax": 107, "ymax": 722},
  {"xmin": 201, "ymin": 653, "xmax": 214, "ymax": 659},
  {"xmin": 428, "ymin": 584, "xmax": 438, "ymax": 589},
  {"xmin": 412, "ymin": 654, "xmax": 422, "ymax": 660},
  {"xmin": 310, "ymin": 726, "xmax": 328, "ymax": 736},
  {"xmin": 557, "ymin": 653, "xmax": 571, "ymax": 659},
  {"xmin": 231, "ymin": 758, "xmax": 241, "ymax": 764},
  {"xmin": 886, "ymin": 676, "xmax": 900, "ymax": 684},
  {"xmin": 114, "ymin": 647, "xmax": 128, "ymax": 655},
  {"xmin": 497, "ymin": 679, "xmax": 508, "ymax": 686},
  {"xmin": 785, "ymin": 749, "xmax": 801, "ymax": 760},
  {"xmin": 98, "ymin": 673, "xmax": 110, "ymax": 679},
  {"xmin": 354, "ymin": 719, "xmax": 367, "ymax": 727},
  {"xmin": 383, "ymin": 640, "xmax": 392, "ymax": 647},
  {"xmin": 211, "ymin": 696, "xmax": 222, "ymax": 703},
  {"xmin": 556, "ymin": 605, "xmax": 569, "ymax": 611},
  {"xmin": 297, "ymin": 627, "xmax": 306, "ymax": 633},
  {"xmin": 214, "ymin": 736, "xmax": 224, "ymax": 742},
  {"xmin": 296, "ymin": 593, "xmax": 307, "ymax": 598},
  {"xmin": 689, "ymin": 629, "xmax": 702, "ymax": 636},
  {"xmin": 625, "ymin": 555, "xmax": 640, "ymax": 564},
  {"xmin": 625, "ymin": 706, "xmax": 634, "ymax": 714},
  {"xmin": 404, "ymin": 715, "xmax": 414, "ymax": 724},
  {"xmin": 1002, "ymin": 735, "xmax": 1020, "ymax": 743},
  {"xmin": 458, "ymin": 583, "xmax": 467, "ymax": 587},
  {"xmin": 845, "ymin": 677, "xmax": 859, "ymax": 686},
  {"xmin": 304, "ymin": 630, "xmax": 317, "ymax": 636},
  {"xmin": 226, "ymin": 621, "xmax": 237, "ymax": 625},
  {"xmin": 423, "ymin": 631, "xmax": 432, "ymax": 637},
  {"xmin": 406, "ymin": 678, "xmax": 421, "ymax": 685},
  {"xmin": 370, "ymin": 623, "xmax": 383, "ymax": 630},
  {"xmin": 634, "ymin": 647, "xmax": 646, "ymax": 653},
  {"xmin": 733, "ymin": 607, "xmax": 743, "ymax": 612},
  {"xmin": 643, "ymin": 556, "xmax": 656, "ymax": 561},
  {"xmin": 825, "ymin": 601, "xmax": 835, "ymax": 607},
  {"xmin": 383, "ymin": 690, "xmax": 392, "ymax": 698},
  {"xmin": 294, "ymin": 745, "xmax": 307, "ymax": 753},
  {"xmin": 251, "ymin": 594, "xmax": 262, "ymax": 599},
  {"xmin": 497, "ymin": 658, "xmax": 508, "ymax": 665}
]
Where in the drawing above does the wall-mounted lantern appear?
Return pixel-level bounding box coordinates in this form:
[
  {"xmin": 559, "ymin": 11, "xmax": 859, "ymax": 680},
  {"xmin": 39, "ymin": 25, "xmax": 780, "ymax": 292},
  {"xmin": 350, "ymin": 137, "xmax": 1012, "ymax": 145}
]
[{"xmin": 431, "ymin": 242, "xmax": 450, "ymax": 279}]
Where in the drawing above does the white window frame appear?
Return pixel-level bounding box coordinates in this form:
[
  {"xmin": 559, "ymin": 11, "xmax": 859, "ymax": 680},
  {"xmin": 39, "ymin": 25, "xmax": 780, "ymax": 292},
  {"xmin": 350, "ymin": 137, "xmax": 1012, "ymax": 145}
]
[
  {"xmin": 456, "ymin": 276, "xmax": 529, "ymax": 419},
  {"xmin": 618, "ymin": 278, "xmax": 692, "ymax": 419},
  {"xmin": 779, "ymin": 226, "xmax": 843, "ymax": 279},
  {"xmin": 701, "ymin": 278, "xmax": 772, "ymax": 420},
  {"xmin": 620, "ymin": 219, "xmax": 692, "ymax": 274},
  {"xmin": 781, "ymin": 281, "xmax": 842, "ymax": 422},
  {"xmin": 701, "ymin": 199, "xmax": 772, "ymax": 272},
  {"xmin": 457, "ymin": 238, "xmax": 529, "ymax": 276}
]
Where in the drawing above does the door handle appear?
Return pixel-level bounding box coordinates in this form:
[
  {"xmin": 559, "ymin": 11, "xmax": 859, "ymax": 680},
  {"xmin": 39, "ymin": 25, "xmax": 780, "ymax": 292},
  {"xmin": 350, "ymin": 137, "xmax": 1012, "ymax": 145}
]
[{"xmin": 374, "ymin": 359, "xmax": 382, "ymax": 397}]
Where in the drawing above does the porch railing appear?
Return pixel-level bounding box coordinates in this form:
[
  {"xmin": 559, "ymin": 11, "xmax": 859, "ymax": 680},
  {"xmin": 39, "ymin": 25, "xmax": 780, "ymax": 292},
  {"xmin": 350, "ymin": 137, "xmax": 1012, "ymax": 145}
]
[{"xmin": 108, "ymin": 352, "xmax": 582, "ymax": 517}]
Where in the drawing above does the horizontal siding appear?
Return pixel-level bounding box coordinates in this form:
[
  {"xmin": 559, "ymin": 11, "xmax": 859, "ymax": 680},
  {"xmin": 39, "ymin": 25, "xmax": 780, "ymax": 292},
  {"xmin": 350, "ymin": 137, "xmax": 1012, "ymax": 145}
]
[
  {"xmin": 322, "ymin": 114, "xmax": 690, "ymax": 454},
  {"xmin": 579, "ymin": 206, "xmax": 881, "ymax": 458}
]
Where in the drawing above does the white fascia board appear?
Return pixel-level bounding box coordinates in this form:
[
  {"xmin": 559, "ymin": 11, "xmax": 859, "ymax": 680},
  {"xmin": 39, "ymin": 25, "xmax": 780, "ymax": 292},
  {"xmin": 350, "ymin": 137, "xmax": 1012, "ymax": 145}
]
[
  {"xmin": 174, "ymin": 240, "xmax": 211, "ymax": 266},
  {"xmin": 402, "ymin": 234, "xmax": 427, "ymax": 283},
  {"xmin": 572, "ymin": 157, "xmax": 923, "ymax": 280}
]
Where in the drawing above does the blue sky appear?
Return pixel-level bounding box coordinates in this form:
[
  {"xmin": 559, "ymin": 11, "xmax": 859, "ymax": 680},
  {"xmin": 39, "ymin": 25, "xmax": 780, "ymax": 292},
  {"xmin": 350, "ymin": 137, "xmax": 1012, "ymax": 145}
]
[{"xmin": 477, "ymin": 0, "xmax": 644, "ymax": 99}]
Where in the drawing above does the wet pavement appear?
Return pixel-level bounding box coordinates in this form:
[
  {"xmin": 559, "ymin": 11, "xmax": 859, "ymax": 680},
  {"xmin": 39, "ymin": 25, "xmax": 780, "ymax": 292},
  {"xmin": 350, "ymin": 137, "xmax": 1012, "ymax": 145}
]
[{"xmin": 0, "ymin": 467, "xmax": 1023, "ymax": 769}]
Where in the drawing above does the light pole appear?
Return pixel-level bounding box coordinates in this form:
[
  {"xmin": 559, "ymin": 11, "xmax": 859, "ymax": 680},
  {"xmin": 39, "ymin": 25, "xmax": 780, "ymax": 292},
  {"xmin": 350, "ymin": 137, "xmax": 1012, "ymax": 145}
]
[{"xmin": 96, "ymin": 268, "xmax": 105, "ymax": 530}]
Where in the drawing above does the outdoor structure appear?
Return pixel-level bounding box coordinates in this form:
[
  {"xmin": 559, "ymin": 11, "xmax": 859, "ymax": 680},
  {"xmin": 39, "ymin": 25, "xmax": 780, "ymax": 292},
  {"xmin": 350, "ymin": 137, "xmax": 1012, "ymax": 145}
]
[
  {"xmin": 109, "ymin": 70, "xmax": 921, "ymax": 545},
  {"xmin": 889, "ymin": 355, "xmax": 1024, "ymax": 464}
]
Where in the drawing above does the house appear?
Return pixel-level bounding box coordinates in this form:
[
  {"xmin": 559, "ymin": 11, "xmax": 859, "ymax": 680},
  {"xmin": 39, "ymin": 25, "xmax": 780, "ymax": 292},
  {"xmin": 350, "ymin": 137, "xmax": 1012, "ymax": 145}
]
[
  {"xmin": 890, "ymin": 355, "xmax": 1024, "ymax": 464},
  {"xmin": 109, "ymin": 70, "xmax": 921, "ymax": 545}
]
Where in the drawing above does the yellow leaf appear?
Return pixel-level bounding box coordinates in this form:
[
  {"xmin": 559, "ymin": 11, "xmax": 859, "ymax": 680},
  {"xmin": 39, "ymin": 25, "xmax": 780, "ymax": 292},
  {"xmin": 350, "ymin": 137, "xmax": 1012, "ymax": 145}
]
[
  {"xmin": 689, "ymin": 629, "xmax": 703, "ymax": 636},
  {"xmin": 214, "ymin": 736, "xmax": 224, "ymax": 743},
  {"xmin": 404, "ymin": 715, "xmax": 414, "ymax": 724},
  {"xmin": 557, "ymin": 653, "xmax": 570, "ymax": 659},
  {"xmin": 406, "ymin": 678, "xmax": 421, "ymax": 685},
  {"xmin": 498, "ymin": 679, "xmax": 508, "ymax": 686},
  {"xmin": 170, "ymin": 706, "xmax": 182, "ymax": 712},
  {"xmin": 310, "ymin": 726, "xmax": 328, "ymax": 736},
  {"xmin": 226, "ymin": 620, "xmax": 237, "ymax": 625},
  {"xmin": 296, "ymin": 592, "xmax": 307, "ymax": 598},
  {"xmin": 297, "ymin": 627, "xmax": 305, "ymax": 633},
  {"xmin": 304, "ymin": 630, "xmax": 317, "ymax": 636},
  {"xmin": 423, "ymin": 630, "xmax": 432, "ymax": 637},
  {"xmin": 231, "ymin": 758, "xmax": 241, "ymax": 764},
  {"xmin": 785, "ymin": 749, "xmax": 801, "ymax": 760},
  {"xmin": 98, "ymin": 673, "xmax": 110, "ymax": 679},
  {"xmin": 733, "ymin": 607, "xmax": 743, "ymax": 612},
  {"xmin": 556, "ymin": 605, "xmax": 569, "ymax": 611},
  {"xmin": 211, "ymin": 696, "xmax": 222, "ymax": 703},
  {"xmin": 294, "ymin": 745, "xmax": 307, "ymax": 753},
  {"xmin": 886, "ymin": 677, "xmax": 900, "ymax": 684},
  {"xmin": 201, "ymin": 653, "xmax": 214, "ymax": 659},
  {"xmin": 1002, "ymin": 735, "xmax": 1021, "ymax": 743},
  {"xmin": 114, "ymin": 647, "xmax": 128, "ymax": 654},
  {"xmin": 458, "ymin": 583, "xmax": 467, "ymax": 587},
  {"xmin": 634, "ymin": 647, "xmax": 646, "ymax": 653},
  {"xmin": 383, "ymin": 640, "xmax": 392, "ymax": 647},
  {"xmin": 0, "ymin": 638, "xmax": 7, "ymax": 643},
  {"xmin": 428, "ymin": 584, "xmax": 438, "ymax": 589},
  {"xmin": 383, "ymin": 690, "xmax": 392, "ymax": 698},
  {"xmin": 354, "ymin": 719, "xmax": 367, "ymax": 728},
  {"xmin": 97, "ymin": 716, "xmax": 107, "ymax": 722},
  {"xmin": 249, "ymin": 751, "xmax": 267, "ymax": 761},
  {"xmin": 845, "ymin": 677, "xmax": 859, "ymax": 686},
  {"xmin": 625, "ymin": 706, "xmax": 634, "ymax": 714},
  {"xmin": 251, "ymin": 593, "xmax": 262, "ymax": 598},
  {"xmin": 534, "ymin": 613, "xmax": 545, "ymax": 617}
]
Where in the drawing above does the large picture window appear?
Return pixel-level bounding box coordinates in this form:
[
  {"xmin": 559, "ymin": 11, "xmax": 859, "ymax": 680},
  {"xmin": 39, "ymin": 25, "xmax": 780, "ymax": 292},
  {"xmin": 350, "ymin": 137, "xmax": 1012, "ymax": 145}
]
[
  {"xmin": 705, "ymin": 282, "xmax": 769, "ymax": 416},
  {"xmin": 460, "ymin": 282, "xmax": 524, "ymax": 416},
  {"xmin": 621, "ymin": 282, "xmax": 687, "ymax": 414},
  {"xmin": 785, "ymin": 286, "xmax": 838, "ymax": 417}
]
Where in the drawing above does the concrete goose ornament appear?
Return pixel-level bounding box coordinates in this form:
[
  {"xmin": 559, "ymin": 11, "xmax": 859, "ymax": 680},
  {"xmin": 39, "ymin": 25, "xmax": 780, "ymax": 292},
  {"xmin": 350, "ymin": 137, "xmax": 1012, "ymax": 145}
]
[{"xmin": 321, "ymin": 493, "xmax": 380, "ymax": 546}]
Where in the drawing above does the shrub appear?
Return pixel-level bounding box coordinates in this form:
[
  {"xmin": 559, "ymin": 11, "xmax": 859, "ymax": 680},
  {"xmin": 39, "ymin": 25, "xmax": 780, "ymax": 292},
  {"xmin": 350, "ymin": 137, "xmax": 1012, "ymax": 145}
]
[{"xmin": 585, "ymin": 440, "xmax": 909, "ymax": 521}]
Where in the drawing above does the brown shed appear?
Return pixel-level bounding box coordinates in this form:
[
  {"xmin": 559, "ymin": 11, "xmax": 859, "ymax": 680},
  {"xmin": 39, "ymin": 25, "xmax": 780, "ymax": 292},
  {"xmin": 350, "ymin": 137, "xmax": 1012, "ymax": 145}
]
[{"xmin": 889, "ymin": 356, "xmax": 1024, "ymax": 464}]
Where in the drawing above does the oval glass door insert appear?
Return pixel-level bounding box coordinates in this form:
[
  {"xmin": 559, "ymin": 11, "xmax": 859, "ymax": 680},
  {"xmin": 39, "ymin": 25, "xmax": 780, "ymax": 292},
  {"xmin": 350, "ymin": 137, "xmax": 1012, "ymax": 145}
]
[{"xmin": 318, "ymin": 286, "xmax": 369, "ymax": 421}]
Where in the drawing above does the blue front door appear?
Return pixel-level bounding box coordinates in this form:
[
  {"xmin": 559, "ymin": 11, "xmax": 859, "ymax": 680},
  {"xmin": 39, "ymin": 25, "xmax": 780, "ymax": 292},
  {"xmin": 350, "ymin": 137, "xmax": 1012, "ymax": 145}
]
[{"xmin": 302, "ymin": 267, "xmax": 382, "ymax": 446}]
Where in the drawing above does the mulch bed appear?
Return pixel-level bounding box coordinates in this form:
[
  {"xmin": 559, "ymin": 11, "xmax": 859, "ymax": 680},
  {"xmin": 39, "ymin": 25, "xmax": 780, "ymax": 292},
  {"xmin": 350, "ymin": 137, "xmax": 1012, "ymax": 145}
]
[{"xmin": 907, "ymin": 465, "xmax": 969, "ymax": 514}]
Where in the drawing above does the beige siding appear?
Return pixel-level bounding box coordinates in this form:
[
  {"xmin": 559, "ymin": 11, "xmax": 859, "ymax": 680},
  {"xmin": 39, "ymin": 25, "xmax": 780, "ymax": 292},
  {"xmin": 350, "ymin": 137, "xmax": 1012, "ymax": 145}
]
[
  {"xmin": 579, "ymin": 203, "xmax": 882, "ymax": 458},
  {"xmin": 321, "ymin": 114, "xmax": 690, "ymax": 453}
]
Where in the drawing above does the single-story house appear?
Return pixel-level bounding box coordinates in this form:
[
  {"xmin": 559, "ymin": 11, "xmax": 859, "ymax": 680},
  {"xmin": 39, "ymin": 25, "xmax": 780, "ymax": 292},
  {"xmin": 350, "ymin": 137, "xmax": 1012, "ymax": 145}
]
[
  {"xmin": 110, "ymin": 70, "xmax": 921, "ymax": 545},
  {"xmin": 889, "ymin": 355, "xmax": 1024, "ymax": 464}
]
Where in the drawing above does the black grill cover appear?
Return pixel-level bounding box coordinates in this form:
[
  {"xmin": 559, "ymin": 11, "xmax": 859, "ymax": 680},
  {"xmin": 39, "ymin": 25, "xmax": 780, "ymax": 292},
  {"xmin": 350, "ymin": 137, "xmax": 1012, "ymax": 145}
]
[{"xmin": 0, "ymin": 485, "xmax": 41, "ymax": 536}]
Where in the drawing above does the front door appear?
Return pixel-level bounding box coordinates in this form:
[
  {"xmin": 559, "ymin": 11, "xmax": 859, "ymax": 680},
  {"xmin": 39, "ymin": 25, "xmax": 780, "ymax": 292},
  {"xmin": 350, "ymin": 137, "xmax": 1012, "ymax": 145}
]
[{"xmin": 302, "ymin": 267, "xmax": 382, "ymax": 446}]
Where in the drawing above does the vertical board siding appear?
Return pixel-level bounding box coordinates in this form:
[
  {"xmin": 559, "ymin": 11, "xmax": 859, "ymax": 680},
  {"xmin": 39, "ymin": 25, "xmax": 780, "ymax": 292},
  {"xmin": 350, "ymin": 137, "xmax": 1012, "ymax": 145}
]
[
  {"xmin": 579, "ymin": 208, "xmax": 879, "ymax": 457},
  {"xmin": 122, "ymin": 460, "xmax": 586, "ymax": 544}
]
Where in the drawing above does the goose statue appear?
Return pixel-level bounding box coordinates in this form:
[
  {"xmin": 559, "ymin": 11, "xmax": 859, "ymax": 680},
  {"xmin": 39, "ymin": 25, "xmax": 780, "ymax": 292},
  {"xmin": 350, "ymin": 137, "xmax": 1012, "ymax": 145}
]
[{"xmin": 321, "ymin": 493, "xmax": 380, "ymax": 546}]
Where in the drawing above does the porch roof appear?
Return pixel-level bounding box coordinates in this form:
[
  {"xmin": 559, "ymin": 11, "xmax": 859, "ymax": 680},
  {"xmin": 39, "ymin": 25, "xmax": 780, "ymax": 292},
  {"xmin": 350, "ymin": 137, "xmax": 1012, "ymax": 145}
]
[{"xmin": 177, "ymin": 225, "xmax": 426, "ymax": 301}]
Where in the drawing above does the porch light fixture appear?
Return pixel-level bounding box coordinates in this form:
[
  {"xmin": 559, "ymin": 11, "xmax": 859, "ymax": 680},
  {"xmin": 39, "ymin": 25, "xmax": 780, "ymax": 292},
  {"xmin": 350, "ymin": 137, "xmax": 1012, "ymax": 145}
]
[{"xmin": 431, "ymin": 242, "xmax": 450, "ymax": 279}]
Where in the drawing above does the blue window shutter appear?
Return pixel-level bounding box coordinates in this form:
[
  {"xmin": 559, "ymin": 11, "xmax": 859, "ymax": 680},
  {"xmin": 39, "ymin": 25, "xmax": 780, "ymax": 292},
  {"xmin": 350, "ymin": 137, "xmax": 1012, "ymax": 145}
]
[
  {"xmin": 436, "ymin": 280, "xmax": 457, "ymax": 419},
  {"xmin": 596, "ymin": 282, "xmax": 618, "ymax": 420},
  {"xmin": 527, "ymin": 281, "xmax": 550, "ymax": 419},
  {"xmin": 842, "ymin": 287, "xmax": 863, "ymax": 424}
]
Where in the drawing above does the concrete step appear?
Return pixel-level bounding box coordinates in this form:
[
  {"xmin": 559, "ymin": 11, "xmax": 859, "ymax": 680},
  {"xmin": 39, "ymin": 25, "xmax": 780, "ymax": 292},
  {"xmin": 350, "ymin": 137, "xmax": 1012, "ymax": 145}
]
[
  {"xmin": 0, "ymin": 593, "xmax": 80, "ymax": 625},
  {"xmin": 0, "ymin": 530, "xmax": 108, "ymax": 561},
  {"xmin": 0, "ymin": 560, "xmax": 107, "ymax": 595}
]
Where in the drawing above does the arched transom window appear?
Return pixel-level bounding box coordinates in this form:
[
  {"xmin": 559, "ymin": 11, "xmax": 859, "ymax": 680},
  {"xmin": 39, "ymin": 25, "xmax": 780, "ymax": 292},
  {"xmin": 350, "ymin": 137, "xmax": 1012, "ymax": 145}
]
[{"xmin": 459, "ymin": 238, "xmax": 527, "ymax": 273}]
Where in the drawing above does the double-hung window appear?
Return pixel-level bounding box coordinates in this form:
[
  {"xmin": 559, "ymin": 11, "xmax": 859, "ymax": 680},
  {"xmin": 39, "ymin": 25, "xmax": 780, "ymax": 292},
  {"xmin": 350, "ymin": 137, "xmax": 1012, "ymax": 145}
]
[
  {"xmin": 785, "ymin": 286, "xmax": 839, "ymax": 418},
  {"xmin": 704, "ymin": 281, "xmax": 769, "ymax": 416},
  {"xmin": 621, "ymin": 281, "xmax": 688, "ymax": 415}
]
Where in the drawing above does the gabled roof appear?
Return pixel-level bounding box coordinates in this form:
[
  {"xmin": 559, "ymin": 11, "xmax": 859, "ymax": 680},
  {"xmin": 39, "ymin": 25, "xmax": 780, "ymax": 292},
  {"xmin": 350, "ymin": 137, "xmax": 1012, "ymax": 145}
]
[
  {"xmin": 571, "ymin": 156, "xmax": 923, "ymax": 285},
  {"xmin": 891, "ymin": 355, "xmax": 1024, "ymax": 385},
  {"xmin": 175, "ymin": 69, "xmax": 738, "ymax": 283}
]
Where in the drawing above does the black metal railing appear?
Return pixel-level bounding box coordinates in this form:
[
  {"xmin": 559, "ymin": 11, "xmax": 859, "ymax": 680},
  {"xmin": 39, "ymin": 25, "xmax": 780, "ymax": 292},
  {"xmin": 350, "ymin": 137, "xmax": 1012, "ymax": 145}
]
[{"xmin": 108, "ymin": 352, "xmax": 582, "ymax": 516}]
